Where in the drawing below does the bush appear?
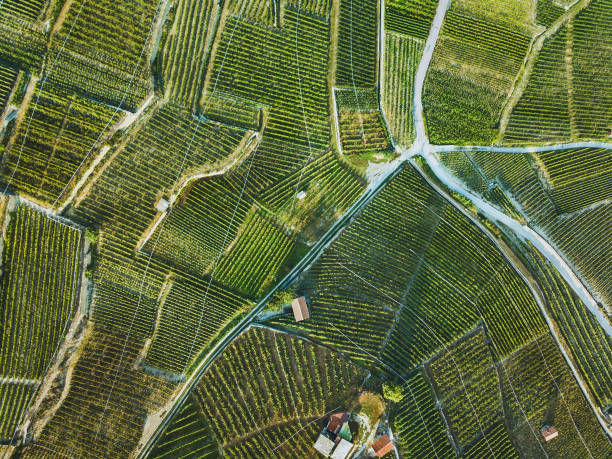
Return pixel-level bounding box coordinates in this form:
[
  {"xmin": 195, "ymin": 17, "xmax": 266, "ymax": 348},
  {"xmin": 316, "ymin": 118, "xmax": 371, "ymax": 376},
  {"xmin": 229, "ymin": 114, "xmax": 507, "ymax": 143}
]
[{"xmin": 383, "ymin": 381, "xmax": 405, "ymax": 403}]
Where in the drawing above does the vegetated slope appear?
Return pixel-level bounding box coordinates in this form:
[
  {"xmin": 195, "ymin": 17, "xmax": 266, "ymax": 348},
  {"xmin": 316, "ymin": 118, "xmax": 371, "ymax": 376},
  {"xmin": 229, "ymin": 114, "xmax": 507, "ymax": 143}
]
[
  {"xmin": 424, "ymin": 0, "xmax": 537, "ymax": 144},
  {"xmin": 427, "ymin": 328, "xmax": 506, "ymax": 452},
  {"xmin": 19, "ymin": 326, "xmax": 176, "ymax": 458},
  {"xmin": 148, "ymin": 393, "xmax": 219, "ymax": 459},
  {"xmin": 268, "ymin": 164, "xmax": 546, "ymax": 375},
  {"xmin": 157, "ymin": 0, "xmax": 217, "ymax": 110},
  {"xmin": 516, "ymin": 241, "xmax": 612, "ymax": 410},
  {"xmin": 438, "ymin": 149, "xmax": 612, "ymax": 308},
  {"xmin": 382, "ymin": 33, "xmax": 423, "ymax": 149},
  {"xmin": 502, "ymin": 334, "xmax": 611, "ymax": 458},
  {"xmin": 1, "ymin": 82, "xmax": 116, "ymax": 204},
  {"xmin": 504, "ymin": 0, "xmax": 612, "ymax": 143},
  {"xmin": 204, "ymin": 4, "xmax": 330, "ymax": 195},
  {"xmin": 48, "ymin": 0, "xmax": 159, "ymax": 110},
  {"xmin": 151, "ymin": 327, "xmax": 365, "ymax": 457},
  {"xmin": 0, "ymin": 10, "xmax": 46, "ymax": 70},
  {"xmin": 336, "ymin": 0, "xmax": 378, "ymax": 87},
  {"xmin": 0, "ymin": 203, "xmax": 82, "ymax": 441},
  {"xmin": 0, "ymin": 62, "xmax": 18, "ymax": 113},
  {"xmin": 391, "ymin": 370, "xmax": 455, "ymax": 457},
  {"xmin": 385, "ymin": 0, "xmax": 438, "ymax": 41}
]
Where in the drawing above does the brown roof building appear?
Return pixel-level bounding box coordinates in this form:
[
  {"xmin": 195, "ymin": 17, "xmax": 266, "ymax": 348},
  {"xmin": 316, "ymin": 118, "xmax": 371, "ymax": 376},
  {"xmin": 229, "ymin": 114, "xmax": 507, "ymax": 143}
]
[
  {"xmin": 291, "ymin": 296, "xmax": 309, "ymax": 321},
  {"xmin": 541, "ymin": 426, "xmax": 559, "ymax": 442},
  {"xmin": 327, "ymin": 412, "xmax": 349, "ymax": 434},
  {"xmin": 372, "ymin": 434, "xmax": 394, "ymax": 457}
]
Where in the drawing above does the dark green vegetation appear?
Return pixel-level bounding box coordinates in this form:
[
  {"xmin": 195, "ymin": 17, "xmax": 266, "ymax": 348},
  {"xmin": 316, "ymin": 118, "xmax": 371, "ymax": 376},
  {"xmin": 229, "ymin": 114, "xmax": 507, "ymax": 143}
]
[
  {"xmin": 151, "ymin": 327, "xmax": 365, "ymax": 457},
  {"xmin": 336, "ymin": 0, "xmax": 377, "ymax": 87},
  {"xmin": 424, "ymin": 0, "xmax": 535, "ymax": 144},
  {"xmin": 0, "ymin": 202, "xmax": 81, "ymax": 440},
  {"xmin": 504, "ymin": 0, "xmax": 612, "ymax": 143},
  {"xmin": 385, "ymin": 0, "xmax": 438, "ymax": 41},
  {"xmin": 269, "ymin": 165, "xmax": 546, "ymax": 372},
  {"xmin": 438, "ymin": 148, "xmax": 612, "ymax": 307}
]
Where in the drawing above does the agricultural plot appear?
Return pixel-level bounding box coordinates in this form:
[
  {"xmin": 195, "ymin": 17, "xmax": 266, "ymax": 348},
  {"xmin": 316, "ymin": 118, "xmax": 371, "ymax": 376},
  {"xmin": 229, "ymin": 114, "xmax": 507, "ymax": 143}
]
[
  {"xmin": 256, "ymin": 150, "xmax": 366, "ymax": 241},
  {"xmin": 382, "ymin": 33, "xmax": 423, "ymax": 148},
  {"xmin": 0, "ymin": 0, "xmax": 45, "ymax": 22},
  {"xmin": 0, "ymin": 203, "xmax": 81, "ymax": 441},
  {"xmin": 337, "ymin": 109, "xmax": 392, "ymax": 157},
  {"xmin": 74, "ymin": 104, "xmax": 247, "ymax": 292},
  {"xmin": 392, "ymin": 371, "xmax": 454, "ymax": 458},
  {"xmin": 428, "ymin": 328, "xmax": 507, "ymax": 452},
  {"xmin": 0, "ymin": 63, "xmax": 17, "ymax": 114},
  {"xmin": 385, "ymin": 0, "xmax": 438, "ymax": 41},
  {"xmin": 503, "ymin": 30, "xmax": 572, "ymax": 143},
  {"xmin": 145, "ymin": 274, "xmax": 250, "ymax": 375},
  {"xmin": 2, "ymin": 82, "xmax": 116, "ymax": 204},
  {"xmin": 148, "ymin": 394, "xmax": 219, "ymax": 459},
  {"xmin": 202, "ymin": 93, "xmax": 262, "ymax": 131},
  {"xmin": 49, "ymin": 0, "xmax": 159, "ymax": 110},
  {"xmin": 336, "ymin": 0, "xmax": 378, "ymax": 87},
  {"xmin": 505, "ymin": 0, "xmax": 611, "ymax": 143},
  {"xmin": 205, "ymin": 6, "xmax": 330, "ymax": 194},
  {"xmin": 535, "ymin": 147, "xmax": 612, "ymax": 212},
  {"xmin": 438, "ymin": 149, "xmax": 612, "ymax": 308},
  {"xmin": 215, "ymin": 210, "xmax": 295, "ymax": 297},
  {"xmin": 158, "ymin": 0, "xmax": 217, "ymax": 109},
  {"xmin": 141, "ymin": 176, "xmax": 253, "ymax": 277},
  {"xmin": 502, "ymin": 334, "xmax": 612, "ymax": 458},
  {"xmin": 536, "ymin": 0, "xmax": 565, "ymax": 27},
  {"xmin": 20, "ymin": 327, "xmax": 175, "ymax": 458},
  {"xmin": 524, "ymin": 245, "xmax": 612, "ymax": 409},
  {"xmin": 424, "ymin": 0, "xmax": 535, "ymax": 144},
  {"xmin": 0, "ymin": 15, "xmax": 46, "ymax": 70},
  {"xmin": 269, "ymin": 164, "xmax": 546, "ymax": 374},
  {"xmin": 193, "ymin": 327, "xmax": 365, "ymax": 455}
]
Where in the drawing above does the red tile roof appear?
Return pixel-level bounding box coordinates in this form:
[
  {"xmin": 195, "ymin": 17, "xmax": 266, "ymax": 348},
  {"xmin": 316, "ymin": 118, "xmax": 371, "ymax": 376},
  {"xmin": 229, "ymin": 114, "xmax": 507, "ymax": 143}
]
[
  {"xmin": 327, "ymin": 412, "xmax": 349, "ymax": 434},
  {"xmin": 372, "ymin": 434, "xmax": 394, "ymax": 457}
]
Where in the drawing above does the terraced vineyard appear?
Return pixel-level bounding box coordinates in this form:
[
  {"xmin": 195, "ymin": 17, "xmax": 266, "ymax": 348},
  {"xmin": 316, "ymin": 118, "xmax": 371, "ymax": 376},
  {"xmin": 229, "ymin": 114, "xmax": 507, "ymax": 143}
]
[
  {"xmin": 269, "ymin": 165, "xmax": 547, "ymax": 373},
  {"xmin": 2, "ymin": 82, "xmax": 116, "ymax": 203},
  {"xmin": 0, "ymin": 202, "xmax": 82, "ymax": 441},
  {"xmin": 150, "ymin": 327, "xmax": 366, "ymax": 456},
  {"xmin": 0, "ymin": 0, "xmax": 609, "ymax": 457}
]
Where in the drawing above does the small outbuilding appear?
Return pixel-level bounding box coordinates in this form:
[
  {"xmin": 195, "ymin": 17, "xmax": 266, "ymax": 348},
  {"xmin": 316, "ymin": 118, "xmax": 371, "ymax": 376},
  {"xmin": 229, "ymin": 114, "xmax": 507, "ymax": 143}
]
[
  {"xmin": 297, "ymin": 190, "xmax": 307, "ymax": 200},
  {"xmin": 371, "ymin": 434, "xmax": 394, "ymax": 457},
  {"xmin": 291, "ymin": 296, "xmax": 309, "ymax": 321},
  {"xmin": 155, "ymin": 197, "xmax": 169, "ymax": 212},
  {"xmin": 330, "ymin": 438, "xmax": 353, "ymax": 459},
  {"xmin": 327, "ymin": 412, "xmax": 349, "ymax": 434},
  {"xmin": 314, "ymin": 434, "xmax": 336, "ymax": 456},
  {"xmin": 541, "ymin": 425, "xmax": 559, "ymax": 442}
]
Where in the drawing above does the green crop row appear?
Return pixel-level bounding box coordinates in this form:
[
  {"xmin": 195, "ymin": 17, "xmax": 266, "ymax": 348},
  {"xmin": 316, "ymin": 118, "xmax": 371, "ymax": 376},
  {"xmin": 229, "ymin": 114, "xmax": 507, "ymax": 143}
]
[
  {"xmin": 525, "ymin": 245, "xmax": 612, "ymax": 408},
  {"xmin": 20, "ymin": 326, "xmax": 176, "ymax": 458},
  {"xmin": 145, "ymin": 274, "xmax": 250, "ymax": 375},
  {"xmin": 159, "ymin": 0, "xmax": 215, "ymax": 110},
  {"xmin": 382, "ymin": 33, "xmax": 423, "ymax": 148},
  {"xmin": 385, "ymin": 0, "xmax": 438, "ymax": 40},
  {"xmin": 0, "ymin": 204, "xmax": 81, "ymax": 380},
  {"xmin": 0, "ymin": 15, "xmax": 45, "ymax": 69},
  {"xmin": 194, "ymin": 327, "xmax": 365, "ymax": 452},
  {"xmin": 502, "ymin": 334, "xmax": 611, "ymax": 457},
  {"xmin": 0, "ymin": 62, "xmax": 18, "ymax": 113},
  {"xmin": 149, "ymin": 394, "xmax": 219, "ymax": 458},
  {"xmin": 336, "ymin": 0, "xmax": 378, "ymax": 87},
  {"xmin": 393, "ymin": 370, "xmax": 455, "ymax": 458},
  {"xmin": 2, "ymin": 81, "xmax": 116, "ymax": 204},
  {"xmin": 215, "ymin": 209, "xmax": 295, "ymax": 297},
  {"xmin": 0, "ymin": 0, "xmax": 45, "ymax": 22},
  {"xmin": 504, "ymin": 30, "xmax": 571, "ymax": 143},
  {"xmin": 463, "ymin": 422, "xmax": 518, "ymax": 458},
  {"xmin": 338, "ymin": 109, "xmax": 392, "ymax": 156},
  {"xmin": 0, "ymin": 382, "xmax": 34, "ymax": 440}
]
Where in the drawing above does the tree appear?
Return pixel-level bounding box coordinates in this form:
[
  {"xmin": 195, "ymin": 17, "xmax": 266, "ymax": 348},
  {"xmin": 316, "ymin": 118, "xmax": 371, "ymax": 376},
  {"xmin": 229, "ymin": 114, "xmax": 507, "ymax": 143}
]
[
  {"xmin": 382, "ymin": 381, "xmax": 405, "ymax": 403},
  {"xmin": 265, "ymin": 288, "xmax": 296, "ymax": 313}
]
